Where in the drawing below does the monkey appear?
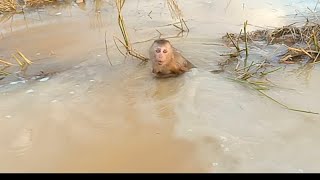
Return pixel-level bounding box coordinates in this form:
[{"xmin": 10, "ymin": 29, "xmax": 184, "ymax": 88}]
[{"xmin": 149, "ymin": 39, "xmax": 196, "ymax": 78}]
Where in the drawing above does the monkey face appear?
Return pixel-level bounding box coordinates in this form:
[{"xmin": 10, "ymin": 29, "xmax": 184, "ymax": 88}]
[
  {"xmin": 151, "ymin": 43, "xmax": 173, "ymax": 66},
  {"xmin": 155, "ymin": 47, "xmax": 168, "ymax": 65}
]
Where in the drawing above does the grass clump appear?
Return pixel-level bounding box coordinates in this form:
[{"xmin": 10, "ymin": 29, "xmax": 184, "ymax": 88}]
[{"xmin": 221, "ymin": 20, "xmax": 319, "ymax": 115}]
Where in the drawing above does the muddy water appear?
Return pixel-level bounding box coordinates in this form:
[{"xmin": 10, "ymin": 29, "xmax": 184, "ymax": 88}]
[{"xmin": 0, "ymin": 0, "xmax": 320, "ymax": 173}]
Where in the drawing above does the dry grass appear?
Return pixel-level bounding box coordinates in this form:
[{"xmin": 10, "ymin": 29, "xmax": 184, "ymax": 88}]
[
  {"xmin": 166, "ymin": 0, "xmax": 189, "ymax": 32},
  {"xmin": 261, "ymin": 23, "xmax": 320, "ymax": 64},
  {"xmin": 0, "ymin": 0, "xmax": 58, "ymax": 14},
  {"xmin": 223, "ymin": 21, "xmax": 320, "ymax": 64},
  {"xmin": 0, "ymin": 50, "xmax": 33, "ymax": 80},
  {"xmin": 1, "ymin": 0, "xmax": 190, "ymax": 60},
  {"xmin": 111, "ymin": 0, "xmax": 189, "ymax": 61},
  {"xmin": 0, "ymin": 0, "xmax": 63, "ymax": 24},
  {"xmin": 221, "ymin": 20, "xmax": 319, "ymax": 115},
  {"xmin": 114, "ymin": 0, "xmax": 149, "ymax": 61},
  {"xmin": 89, "ymin": 0, "xmax": 104, "ymax": 29},
  {"xmin": 25, "ymin": 0, "xmax": 56, "ymax": 7},
  {"xmin": 0, "ymin": 0, "xmax": 20, "ymax": 14},
  {"xmin": 222, "ymin": 21, "xmax": 282, "ymax": 86}
]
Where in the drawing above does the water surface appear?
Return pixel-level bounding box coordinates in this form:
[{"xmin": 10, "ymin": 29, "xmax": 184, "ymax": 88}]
[{"xmin": 0, "ymin": 0, "xmax": 319, "ymax": 173}]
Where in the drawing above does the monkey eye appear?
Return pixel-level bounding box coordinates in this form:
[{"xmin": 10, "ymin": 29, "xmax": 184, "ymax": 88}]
[
  {"xmin": 156, "ymin": 49, "xmax": 161, "ymax": 53},
  {"xmin": 163, "ymin": 49, "xmax": 168, "ymax": 53}
]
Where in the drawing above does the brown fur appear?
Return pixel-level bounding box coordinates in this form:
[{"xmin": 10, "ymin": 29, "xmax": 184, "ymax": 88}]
[{"xmin": 149, "ymin": 39, "xmax": 195, "ymax": 78}]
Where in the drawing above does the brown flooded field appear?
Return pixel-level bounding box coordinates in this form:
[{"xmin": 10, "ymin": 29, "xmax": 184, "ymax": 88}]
[{"xmin": 0, "ymin": 0, "xmax": 320, "ymax": 173}]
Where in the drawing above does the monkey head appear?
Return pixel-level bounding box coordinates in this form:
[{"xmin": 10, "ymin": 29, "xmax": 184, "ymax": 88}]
[{"xmin": 149, "ymin": 39, "xmax": 174, "ymax": 66}]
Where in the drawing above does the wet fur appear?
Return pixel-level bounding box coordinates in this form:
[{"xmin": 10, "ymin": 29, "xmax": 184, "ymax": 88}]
[{"xmin": 149, "ymin": 39, "xmax": 195, "ymax": 78}]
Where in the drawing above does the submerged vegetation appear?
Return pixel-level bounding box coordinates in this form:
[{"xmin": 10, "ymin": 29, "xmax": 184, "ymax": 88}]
[
  {"xmin": 222, "ymin": 20, "xmax": 319, "ymax": 115},
  {"xmin": 112, "ymin": 0, "xmax": 188, "ymax": 62},
  {"xmin": 0, "ymin": 50, "xmax": 33, "ymax": 80},
  {"xmin": 0, "ymin": 0, "xmax": 319, "ymax": 114},
  {"xmin": 0, "ymin": 0, "xmax": 187, "ymax": 75},
  {"xmin": 114, "ymin": 0, "xmax": 149, "ymax": 62},
  {"xmin": 224, "ymin": 22, "xmax": 320, "ymax": 64}
]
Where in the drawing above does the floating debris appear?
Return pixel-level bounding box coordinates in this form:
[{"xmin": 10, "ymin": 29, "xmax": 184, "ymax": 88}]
[
  {"xmin": 219, "ymin": 136, "xmax": 228, "ymax": 142},
  {"xmin": 26, "ymin": 89, "xmax": 34, "ymax": 93},
  {"xmin": 223, "ymin": 23, "xmax": 320, "ymax": 64},
  {"xmin": 211, "ymin": 162, "xmax": 219, "ymax": 167},
  {"xmin": 5, "ymin": 115, "xmax": 12, "ymax": 118},
  {"xmin": 51, "ymin": 99, "xmax": 58, "ymax": 103},
  {"xmin": 297, "ymin": 169, "xmax": 304, "ymax": 173},
  {"xmin": 9, "ymin": 80, "xmax": 26, "ymax": 85},
  {"xmin": 39, "ymin": 77, "xmax": 50, "ymax": 82},
  {"xmin": 222, "ymin": 20, "xmax": 319, "ymax": 115}
]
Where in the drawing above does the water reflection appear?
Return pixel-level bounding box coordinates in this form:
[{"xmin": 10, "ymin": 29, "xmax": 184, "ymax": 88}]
[{"xmin": 0, "ymin": 0, "xmax": 320, "ymax": 173}]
